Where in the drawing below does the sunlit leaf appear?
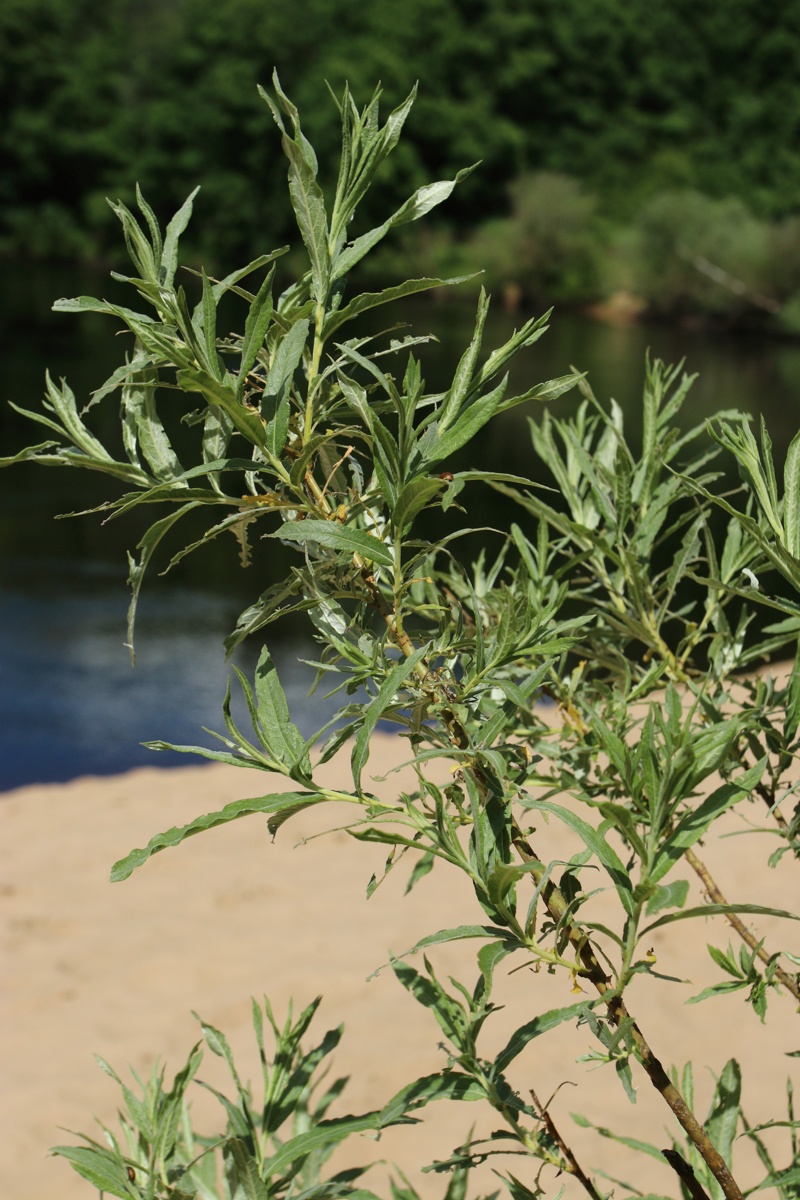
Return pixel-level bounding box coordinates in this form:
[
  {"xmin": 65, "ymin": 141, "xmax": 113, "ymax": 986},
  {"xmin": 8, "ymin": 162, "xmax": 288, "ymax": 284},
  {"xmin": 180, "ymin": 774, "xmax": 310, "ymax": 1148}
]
[
  {"xmin": 110, "ymin": 791, "xmax": 327, "ymax": 881},
  {"xmin": 520, "ymin": 799, "xmax": 635, "ymax": 915},
  {"xmin": 642, "ymin": 903, "xmax": 800, "ymax": 937},
  {"xmin": 270, "ymin": 519, "xmax": 393, "ymax": 566}
]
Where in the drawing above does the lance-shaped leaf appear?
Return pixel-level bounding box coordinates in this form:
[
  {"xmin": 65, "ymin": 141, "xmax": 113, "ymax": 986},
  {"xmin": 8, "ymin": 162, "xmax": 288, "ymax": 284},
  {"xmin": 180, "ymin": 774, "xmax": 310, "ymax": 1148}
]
[
  {"xmin": 53, "ymin": 293, "xmax": 158, "ymax": 324},
  {"xmin": 438, "ymin": 289, "xmax": 490, "ymax": 436},
  {"xmin": 422, "ymin": 374, "xmax": 509, "ymax": 466},
  {"xmin": 110, "ymin": 790, "xmax": 329, "ymax": 881},
  {"xmin": 379, "ymin": 1071, "xmax": 486, "ymax": 1126},
  {"xmin": 494, "ymin": 370, "xmax": 584, "ymax": 414},
  {"xmin": 709, "ymin": 417, "xmax": 784, "ymax": 540},
  {"xmin": 122, "ymin": 349, "xmax": 185, "ymax": 483},
  {"xmin": 519, "ymin": 799, "xmax": 635, "ymax": 916},
  {"xmin": 49, "ymin": 1146, "xmax": 137, "ymax": 1199},
  {"xmin": 323, "ymin": 274, "xmax": 477, "ymax": 339},
  {"xmin": 250, "ymin": 646, "xmax": 312, "ymax": 778},
  {"xmin": 641, "ymin": 902, "xmax": 800, "ymax": 938},
  {"xmin": 237, "ymin": 266, "xmax": 275, "ymax": 387},
  {"xmin": 330, "ymin": 165, "xmax": 478, "ymax": 283},
  {"xmin": 650, "ymin": 756, "xmax": 767, "ymax": 883},
  {"xmin": 4, "ymin": 397, "xmax": 151, "ymax": 486},
  {"xmin": 492, "ymin": 1001, "xmax": 593, "ymax": 1074},
  {"xmin": 645, "ymin": 879, "xmax": 689, "ymax": 915},
  {"xmin": 384, "ymin": 925, "xmax": 518, "ymax": 973},
  {"xmin": 41, "ymin": 372, "xmax": 127, "ymax": 465},
  {"xmin": 705, "ymin": 1058, "xmax": 742, "ymax": 1171},
  {"xmin": 262, "ymin": 317, "xmax": 309, "ymax": 456},
  {"xmin": 352, "ymin": 646, "xmax": 428, "ymax": 790},
  {"xmin": 126, "ymin": 501, "xmax": 204, "ymax": 661},
  {"xmin": 392, "ymin": 477, "xmax": 447, "ymax": 533},
  {"xmin": 270, "ymin": 519, "xmax": 393, "ymax": 567},
  {"xmin": 750, "ymin": 1168, "xmax": 800, "ymax": 1194},
  {"xmin": 228, "ymin": 1140, "xmax": 271, "ymax": 1200},
  {"xmin": 264, "ymin": 1111, "xmax": 407, "ymax": 1180},
  {"xmin": 162, "ymin": 186, "xmax": 200, "ymax": 286},
  {"xmin": 260, "ymin": 76, "xmax": 330, "ymax": 303},
  {"xmin": 392, "ymin": 959, "xmax": 470, "ymax": 1049},
  {"xmin": 177, "ymin": 367, "xmax": 269, "ymax": 451},
  {"xmin": 784, "ymin": 427, "xmax": 800, "ymax": 559},
  {"xmin": 338, "ymin": 369, "xmax": 401, "ymax": 507},
  {"xmin": 197, "ymin": 268, "xmax": 221, "ymax": 375}
]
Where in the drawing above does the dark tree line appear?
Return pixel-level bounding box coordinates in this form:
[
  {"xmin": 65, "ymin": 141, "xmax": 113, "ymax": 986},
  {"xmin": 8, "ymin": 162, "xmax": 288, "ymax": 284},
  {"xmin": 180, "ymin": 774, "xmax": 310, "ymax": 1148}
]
[{"xmin": 3, "ymin": 0, "xmax": 800, "ymax": 273}]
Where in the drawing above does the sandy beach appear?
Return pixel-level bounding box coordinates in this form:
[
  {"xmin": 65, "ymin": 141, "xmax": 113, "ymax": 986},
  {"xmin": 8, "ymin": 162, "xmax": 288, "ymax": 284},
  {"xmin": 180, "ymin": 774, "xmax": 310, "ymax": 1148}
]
[{"xmin": 2, "ymin": 734, "xmax": 798, "ymax": 1200}]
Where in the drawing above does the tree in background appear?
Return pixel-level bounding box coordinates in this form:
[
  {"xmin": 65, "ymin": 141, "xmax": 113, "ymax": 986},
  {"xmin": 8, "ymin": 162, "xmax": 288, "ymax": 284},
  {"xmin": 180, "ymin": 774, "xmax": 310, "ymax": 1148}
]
[{"xmin": 4, "ymin": 0, "xmax": 800, "ymax": 324}]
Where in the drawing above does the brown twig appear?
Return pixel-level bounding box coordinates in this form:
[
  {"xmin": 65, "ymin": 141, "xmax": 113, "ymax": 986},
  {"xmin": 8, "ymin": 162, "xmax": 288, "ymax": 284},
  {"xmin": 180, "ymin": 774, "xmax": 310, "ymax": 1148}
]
[
  {"xmin": 529, "ymin": 1087, "xmax": 604, "ymax": 1200},
  {"xmin": 662, "ymin": 1147, "xmax": 714, "ymax": 1200},
  {"xmin": 684, "ymin": 846, "xmax": 800, "ymax": 1003},
  {"xmin": 327, "ymin": 485, "xmax": 745, "ymax": 1200},
  {"xmin": 508, "ymin": 822, "xmax": 745, "ymax": 1200}
]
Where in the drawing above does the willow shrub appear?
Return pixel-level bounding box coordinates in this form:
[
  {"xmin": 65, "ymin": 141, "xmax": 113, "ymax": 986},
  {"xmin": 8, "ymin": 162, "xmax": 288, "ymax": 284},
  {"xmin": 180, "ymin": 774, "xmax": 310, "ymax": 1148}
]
[{"xmin": 4, "ymin": 77, "xmax": 800, "ymax": 1200}]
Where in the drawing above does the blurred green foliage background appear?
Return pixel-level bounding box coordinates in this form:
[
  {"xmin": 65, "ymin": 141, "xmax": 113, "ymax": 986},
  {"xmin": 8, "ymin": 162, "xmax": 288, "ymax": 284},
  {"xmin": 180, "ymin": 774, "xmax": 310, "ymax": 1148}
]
[{"xmin": 3, "ymin": 0, "xmax": 800, "ymax": 324}]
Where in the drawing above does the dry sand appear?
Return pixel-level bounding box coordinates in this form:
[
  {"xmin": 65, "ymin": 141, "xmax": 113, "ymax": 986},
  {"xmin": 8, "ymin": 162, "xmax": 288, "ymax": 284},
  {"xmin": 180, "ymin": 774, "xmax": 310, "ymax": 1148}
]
[{"xmin": 2, "ymin": 734, "xmax": 798, "ymax": 1200}]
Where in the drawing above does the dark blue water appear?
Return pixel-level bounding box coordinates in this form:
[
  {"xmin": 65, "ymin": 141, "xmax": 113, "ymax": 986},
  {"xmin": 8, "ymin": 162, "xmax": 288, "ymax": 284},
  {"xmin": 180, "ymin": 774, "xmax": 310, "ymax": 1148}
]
[
  {"xmin": 4, "ymin": 264, "xmax": 800, "ymax": 788},
  {"xmin": 0, "ymin": 562, "xmax": 335, "ymax": 790}
]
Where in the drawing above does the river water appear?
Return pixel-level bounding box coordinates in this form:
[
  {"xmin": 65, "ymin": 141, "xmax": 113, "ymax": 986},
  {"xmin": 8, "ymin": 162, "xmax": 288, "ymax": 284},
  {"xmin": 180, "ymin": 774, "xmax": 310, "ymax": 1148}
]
[{"xmin": 2, "ymin": 263, "xmax": 800, "ymax": 788}]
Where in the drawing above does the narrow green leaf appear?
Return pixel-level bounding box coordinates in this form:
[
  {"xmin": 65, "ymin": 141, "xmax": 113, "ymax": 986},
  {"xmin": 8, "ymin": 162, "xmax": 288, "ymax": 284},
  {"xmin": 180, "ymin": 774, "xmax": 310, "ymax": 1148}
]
[
  {"xmin": 324, "ymin": 275, "xmax": 477, "ymax": 339},
  {"xmin": 177, "ymin": 367, "xmax": 269, "ymax": 451},
  {"xmin": 42, "ymin": 372, "xmax": 121, "ymax": 463},
  {"xmin": 425, "ymin": 375, "xmax": 509, "ymax": 465},
  {"xmin": 784, "ymin": 428, "xmax": 800, "ymax": 559},
  {"xmin": 202, "ymin": 405, "xmax": 234, "ymax": 477},
  {"xmin": 645, "ymin": 879, "xmax": 690, "ymax": 916},
  {"xmin": 493, "ymin": 1001, "xmax": 592, "ymax": 1074},
  {"xmin": 391, "ymin": 959, "xmax": 468, "ymax": 1047},
  {"xmin": 263, "ymin": 317, "xmax": 309, "ymax": 455},
  {"xmin": 686, "ymin": 980, "xmax": 749, "ymax": 1006},
  {"xmin": 162, "ymin": 186, "xmax": 200, "ymax": 287},
  {"xmin": 239, "ymin": 267, "xmax": 275, "ymax": 384},
  {"xmin": 122, "ymin": 351, "xmax": 185, "ymax": 483},
  {"xmin": 265, "ymin": 1113, "xmax": 390, "ymax": 1178},
  {"xmin": 394, "ymin": 925, "xmax": 517, "ymax": 965},
  {"xmin": 597, "ymin": 802, "xmax": 648, "ymax": 861},
  {"xmin": 330, "ymin": 166, "xmax": 477, "ymax": 283},
  {"xmin": 749, "ymin": 1167, "xmax": 800, "ymax": 1192},
  {"xmin": 228, "ymin": 1139, "xmax": 271, "ymax": 1200},
  {"xmin": 495, "ymin": 371, "xmax": 582, "ymax": 413},
  {"xmin": 379, "ymin": 1071, "xmax": 485, "ymax": 1126},
  {"xmin": 352, "ymin": 646, "xmax": 428, "ymax": 791},
  {"xmin": 270, "ymin": 519, "xmax": 393, "ymax": 566},
  {"xmin": 199, "ymin": 268, "xmax": 219, "ymax": 374},
  {"xmin": 252, "ymin": 647, "xmax": 312, "ymax": 778},
  {"xmin": 642, "ymin": 903, "xmax": 800, "ymax": 937},
  {"xmin": 706, "ymin": 1059, "xmax": 742, "ymax": 1168},
  {"xmin": 197, "ymin": 248, "xmax": 289, "ymax": 302},
  {"xmin": 520, "ymin": 799, "xmax": 635, "ymax": 915},
  {"xmin": 135, "ymin": 184, "xmax": 162, "ymax": 269},
  {"xmin": 392, "ymin": 477, "xmax": 446, "ymax": 532},
  {"xmin": 651, "ymin": 757, "xmax": 767, "ymax": 883},
  {"xmin": 658, "ymin": 514, "xmax": 704, "ymax": 620},
  {"xmin": 443, "ymin": 288, "xmax": 490, "ymax": 435},
  {"xmin": 568, "ymin": 1115, "xmax": 666, "ymax": 1162},
  {"xmin": 49, "ymin": 1147, "xmax": 136, "ymax": 1199},
  {"xmin": 110, "ymin": 791, "xmax": 326, "ymax": 881},
  {"xmin": 126, "ymin": 501, "xmax": 203, "ymax": 661},
  {"xmin": 283, "ymin": 143, "xmax": 329, "ymax": 303}
]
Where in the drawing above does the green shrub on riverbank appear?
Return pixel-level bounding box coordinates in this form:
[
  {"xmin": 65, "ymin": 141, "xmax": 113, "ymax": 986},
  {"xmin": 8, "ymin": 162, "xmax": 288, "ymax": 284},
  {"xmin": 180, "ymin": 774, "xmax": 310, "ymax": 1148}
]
[
  {"xmin": 5, "ymin": 76, "xmax": 800, "ymax": 1200},
  {"xmin": 4, "ymin": 0, "xmax": 800, "ymax": 326}
]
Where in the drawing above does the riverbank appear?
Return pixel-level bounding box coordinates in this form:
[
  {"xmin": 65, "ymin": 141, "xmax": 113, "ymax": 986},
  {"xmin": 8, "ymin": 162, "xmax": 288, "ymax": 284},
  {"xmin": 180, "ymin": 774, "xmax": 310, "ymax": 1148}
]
[{"xmin": 2, "ymin": 733, "xmax": 796, "ymax": 1200}]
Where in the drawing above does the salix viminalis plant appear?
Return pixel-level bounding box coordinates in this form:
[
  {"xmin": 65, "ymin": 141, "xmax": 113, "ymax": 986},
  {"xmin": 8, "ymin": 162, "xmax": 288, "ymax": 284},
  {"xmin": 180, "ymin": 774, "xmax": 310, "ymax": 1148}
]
[{"xmin": 4, "ymin": 76, "xmax": 800, "ymax": 1200}]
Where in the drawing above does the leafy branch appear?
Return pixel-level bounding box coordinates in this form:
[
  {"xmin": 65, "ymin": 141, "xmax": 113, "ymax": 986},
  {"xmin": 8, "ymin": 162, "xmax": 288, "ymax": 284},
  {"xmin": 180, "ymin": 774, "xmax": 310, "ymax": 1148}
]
[{"xmin": 5, "ymin": 76, "xmax": 800, "ymax": 1200}]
